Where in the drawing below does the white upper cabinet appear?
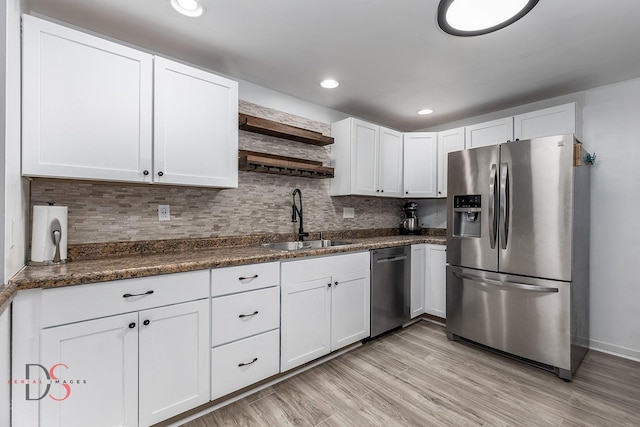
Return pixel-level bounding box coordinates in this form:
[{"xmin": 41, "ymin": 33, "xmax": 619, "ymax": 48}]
[
  {"xmin": 330, "ymin": 118, "xmax": 403, "ymax": 197},
  {"xmin": 403, "ymin": 132, "xmax": 437, "ymax": 198},
  {"xmin": 22, "ymin": 14, "xmax": 154, "ymax": 183},
  {"xmin": 22, "ymin": 15, "xmax": 238, "ymax": 188},
  {"xmin": 465, "ymin": 117, "xmax": 514, "ymax": 148},
  {"xmin": 513, "ymin": 102, "xmax": 576, "ymax": 141},
  {"xmin": 436, "ymin": 127, "xmax": 465, "ymax": 198},
  {"xmin": 378, "ymin": 127, "xmax": 404, "ymax": 197},
  {"xmin": 154, "ymin": 57, "xmax": 238, "ymax": 188}
]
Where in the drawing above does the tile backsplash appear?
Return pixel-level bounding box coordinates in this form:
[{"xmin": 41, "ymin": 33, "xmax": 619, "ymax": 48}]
[{"xmin": 30, "ymin": 101, "xmax": 406, "ymax": 244}]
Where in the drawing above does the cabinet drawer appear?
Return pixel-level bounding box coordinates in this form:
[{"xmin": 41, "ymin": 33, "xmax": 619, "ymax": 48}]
[
  {"xmin": 211, "ymin": 286, "xmax": 280, "ymax": 346},
  {"xmin": 211, "ymin": 329, "xmax": 280, "ymax": 400},
  {"xmin": 211, "ymin": 262, "xmax": 279, "ymax": 297},
  {"xmin": 41, "ymin": 270, "xmax": 209, "ymax": 327}
]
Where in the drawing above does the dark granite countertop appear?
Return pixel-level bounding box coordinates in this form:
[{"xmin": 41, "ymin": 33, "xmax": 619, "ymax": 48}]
[{"xmin": 1, "ymin": 233, "xmax": 446, "ymax": 315}]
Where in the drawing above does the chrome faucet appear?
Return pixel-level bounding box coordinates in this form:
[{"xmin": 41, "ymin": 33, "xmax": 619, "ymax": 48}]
[{"xmin": 291, "ymin": 189, "xmax": 309, "ymax": 241}]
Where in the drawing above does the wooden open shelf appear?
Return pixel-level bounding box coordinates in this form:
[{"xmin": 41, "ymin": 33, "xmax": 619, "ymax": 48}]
[
  {"xmin": 239, "ymin": 150, "xmax": 334, "ymax": 179},
  {"xmin": 239, "ymin": 113, "xmax": 334, "ymax": 146}
]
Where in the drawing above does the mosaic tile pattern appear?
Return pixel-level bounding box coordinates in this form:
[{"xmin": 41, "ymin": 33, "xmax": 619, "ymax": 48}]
[{"xmin": 30, "ymin": 101, "xmax": 407, "ymax": 244}]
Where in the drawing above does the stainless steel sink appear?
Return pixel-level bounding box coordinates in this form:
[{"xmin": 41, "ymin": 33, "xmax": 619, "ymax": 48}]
[{"xmin": 261, "ymin": 239, "xmax": 354, "ymax": 251}]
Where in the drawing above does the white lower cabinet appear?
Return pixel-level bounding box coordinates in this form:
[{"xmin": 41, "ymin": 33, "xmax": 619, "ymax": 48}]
[
  {"xmin": 280, "ymin": 252, "xmax": 370, "ymax": 372},
  {"xmin": 210, "ymin": 263, "xmax": 281, "ymax": 400},
  {"xmin": 211, "ymin": 330, "xmax": 280, "ymax": 399},
  {"xmin": 425, "ymin": 244, "xmax": 447, "ymax": 318},
  {"xmin": 410, "ymin": 244, "xmax": 426, "ymax": 318},
  {"xmin": 13, "ymin": 270, "xmax": 210, "ymax": 427},
  {"xmin": 39, "ymin": 299, "xmax": 210, "ymax": 427}
]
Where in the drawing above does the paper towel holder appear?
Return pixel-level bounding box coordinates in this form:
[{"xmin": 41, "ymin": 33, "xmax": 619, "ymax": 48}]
[{"xmin": 28, "ymin": 203, "xmax": 69, "ymax": 266}]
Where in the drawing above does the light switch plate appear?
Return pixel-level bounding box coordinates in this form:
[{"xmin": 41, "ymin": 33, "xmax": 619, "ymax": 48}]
[{"xmin": 343, "ymin": 207, "xmax": 355, "ymax": 219}]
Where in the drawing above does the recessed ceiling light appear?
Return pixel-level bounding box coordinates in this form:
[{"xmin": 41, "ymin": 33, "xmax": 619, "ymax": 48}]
[
  {"xmin": 170, "ymin": 0, "xmax": 205, "ymax": 17},
  {"xmin": 437, "ymin": 0, "xmax": 538, "ymax": 37},
  {"xmin": 320, "ymin": 79, "xmax": 339, "ymax": 89},
  {"xmin": 418, "ymin": 109, "xmax": 434, "ymax": 115}
]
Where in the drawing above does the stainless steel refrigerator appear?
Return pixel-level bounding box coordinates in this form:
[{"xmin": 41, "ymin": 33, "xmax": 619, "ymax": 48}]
[{"xmin": 446, "ymin": 134, "xmax": 590, "ymax": 380}]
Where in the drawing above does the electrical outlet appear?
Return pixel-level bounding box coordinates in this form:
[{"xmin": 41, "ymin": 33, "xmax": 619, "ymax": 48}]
[
  {"xmin": 158, "ymin": 205, "xmax": 170, "ymax": 221},
  {"xmin": 343, "ymin": 207, "xmax": 355, "ymax": 219}
]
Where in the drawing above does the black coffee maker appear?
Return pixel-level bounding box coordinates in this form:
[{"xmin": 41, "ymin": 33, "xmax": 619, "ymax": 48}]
[{"xmin": 400, "ymin": 202, "xmax": 422, "ymax": 235}]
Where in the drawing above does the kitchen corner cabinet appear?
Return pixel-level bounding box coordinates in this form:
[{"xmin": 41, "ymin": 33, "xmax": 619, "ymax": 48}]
[
  {"xmin": 410, "ymin": 244, "xmax": 426, "ymax": 318},
  {"xmin": 403, "ymin": 132, "xmax": 437, "ymax": 198},
  {"xmin": 22, "ymin": 15, "xmax": 238, "ymax": 188},
  {"xmin": 329, "ymin": 118, "xmax": 403, "ymax": 197},
  {"xmin": 465, "ymin": 117, "xmax": 514, "ymax": 149},
  {"xmin": 436, "ymin": 127, "xmax": 465, "ymax": 198},
  {"xmin": 513, "ymin": 102, "xmax": 576, "ymax": 141},
  {"xmin": 424, "ymin": 244, "xmax": 446, "ymax": 318},
  {"xmin": 12, "ymin": 270, "xmax": 210, "ymax": 427},
  {"xmin": 280, "ymin": 252, "xmax": 370, "ymax": 372}
]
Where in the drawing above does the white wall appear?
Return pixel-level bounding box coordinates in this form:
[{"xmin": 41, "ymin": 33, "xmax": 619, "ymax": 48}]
[
  {"xmin": 4, "ymin": 0, "xmax": 29, "ymax": 284},
  {"xmin": 424, "ymin": 78, "xmax": 640, "ymax": 361}
]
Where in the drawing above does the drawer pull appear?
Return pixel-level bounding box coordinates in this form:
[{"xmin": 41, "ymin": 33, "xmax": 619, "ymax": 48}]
[
  {"xmin": 238, "ymin": 311, "xmax": 259, "ymax": 319},
  {"xmin": 123, "ymin": 290, "xmax": 154, "ymax": 298},
  {"xmin": 238, "ymin": 357, "xmax": 258, "ymax": 367},
  {"xmin": 238, "ymin": 274, "xmax": 259, "ymax": 281}
]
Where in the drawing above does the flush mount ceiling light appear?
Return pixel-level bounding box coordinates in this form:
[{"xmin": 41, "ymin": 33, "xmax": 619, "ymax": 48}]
[
  {"xmin": 418, "ymin": 108, "xmax": 434, "ymax": 115},
  {"xmin": 170, "ymin": 0, "xmax": 205, "ymax": 17},
  {"xmin": 320, "ymin": 79, "xmax": 340, "ymax": 89},
  {"xmin": 438, "ymin": 0, "xmax": 539, "ymax": 36}
]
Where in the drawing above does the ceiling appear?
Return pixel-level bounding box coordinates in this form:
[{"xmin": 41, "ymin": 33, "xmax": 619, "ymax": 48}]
[{"xmin": 26, "ymin": 0, "xmax": 640, "ymax": 131}]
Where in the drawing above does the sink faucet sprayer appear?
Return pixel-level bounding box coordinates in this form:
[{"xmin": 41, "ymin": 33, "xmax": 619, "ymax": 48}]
[{"xmin": 291, "ymin": 189, "xmax": 309, "ymax": 241}]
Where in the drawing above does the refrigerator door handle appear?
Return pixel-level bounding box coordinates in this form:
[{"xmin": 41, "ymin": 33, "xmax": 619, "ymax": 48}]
[
  {"xmin": 489, "ymin": 164, "xmax": 498, "ymax": 249},
  {"xmin": 499, "ymin": 162, "xmax": 509, "ymax": 250},
  {"xmin": 453, "ymin": 270, "xmax": 559, "ymax": 293}
]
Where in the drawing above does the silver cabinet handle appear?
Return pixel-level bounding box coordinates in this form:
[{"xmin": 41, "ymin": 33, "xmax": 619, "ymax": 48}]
[
  {"xmin": 238, "ymin": 357, "xmax": 258, "ymax": 367},
  {"xmin": 123, "ymin": 290, "xmax": 154, "ymax": 298},
  {"xmin": 376, "ymin": 255, "xmax": 408, "ymax": 263},
  {"xmin": 239, "ymin": 274, "xmax": 258, "ymax": 281},
  {"xmin": 238, "ymin": 311, "xmax": 259, "ymax": 318},
  {"xmin": 453, "ymin": 271, "xmax": 558, "ymax": 293},
  {"xmin": 499, "ymin": 162, "xmax": 509, "ymax": 250},
  {"xmin": 489, "ymin": 164, "xmax": 497, "ymax": 249}
]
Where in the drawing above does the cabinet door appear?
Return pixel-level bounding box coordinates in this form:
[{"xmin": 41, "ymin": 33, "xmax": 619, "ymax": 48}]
[
  {"xmin": 39, "ymin": 313, "xmax": 139, "ymax": 427},
  {"xmin": 465, "ymin": 117, "xmax": 513, "ymax": 148},
  {"xmin": 403, "ymin": 132, "xmax": 437, "ymax": 198},
  {"xmin": 437, "ymin": 127, "xmax": 465, "ymax": 198},
  {"xmin": 22, "ymin": 15, "xmax": 153, "ymax": 183},
  {"xmin": 154, "ymin": 57, "xmax": 238, "ymax": 188},
  {"xmin": 410, "ymin": 244, "xmax": 426, "ymax": 318},
  {"xmin": 138, "ymin": 299, "xmax": 210, "ymax": 427},
  {"xmin": 280, "ymin": 278, "xmax": 332, "ymax": 372},
  {"xmin": 350, "ymin": 119, "xmax": 379, "ymax": 196},
  {"xmin": 425, "ymin": 245, "xmax": 447, "ymax": 318},
  {"xmin": 331, "ymin": 270, "xmax": 371, "ymax": 351},
  {"xmin": 514, "ymin": 103, "xmax": 576, "ymax": 141},
  {"xmin": 378, "ymin": 127, "xmax": 404, "ymax": 197}
]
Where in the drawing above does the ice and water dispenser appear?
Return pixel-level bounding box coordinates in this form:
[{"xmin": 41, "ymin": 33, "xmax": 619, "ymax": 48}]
[{"xmin": 452, "ymin": 195, "xmax": 481, "ymax": 238}]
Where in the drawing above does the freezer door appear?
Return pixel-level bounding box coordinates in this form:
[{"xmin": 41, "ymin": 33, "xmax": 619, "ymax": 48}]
[
  {"xmin": 447, "ymin": 145, "xmax": 499, "ymax": 271},
  {"xmin": 446, "ymin": 266, "xmax": 571, "ymax": 370},
  {"xmin": 499, "ymin": 135, "xmax": 574, "ymax": 281}
]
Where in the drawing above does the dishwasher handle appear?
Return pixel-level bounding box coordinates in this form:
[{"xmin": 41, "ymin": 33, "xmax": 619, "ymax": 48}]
[{"xmin": 376, "ymin": 254, "xmax": 408, "ymax": 263}]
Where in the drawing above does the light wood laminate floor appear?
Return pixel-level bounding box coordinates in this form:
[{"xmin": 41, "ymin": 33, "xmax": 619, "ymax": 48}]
[{"xmin": 183, "ymin": 321, "xmax": 640, "ymax": 426}]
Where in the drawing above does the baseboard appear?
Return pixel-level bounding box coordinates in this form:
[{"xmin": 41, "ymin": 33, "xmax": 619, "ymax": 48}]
[{"xmin": 588, "ymin": 338, "xmax": 640, "ymax": 362}]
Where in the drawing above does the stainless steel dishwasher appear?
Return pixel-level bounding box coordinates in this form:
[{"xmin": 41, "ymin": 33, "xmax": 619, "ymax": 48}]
[{"xmin": 370, "ymin": 246, "xmax": 411, "ymax": 338}]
